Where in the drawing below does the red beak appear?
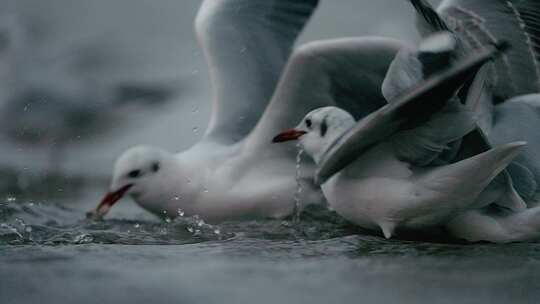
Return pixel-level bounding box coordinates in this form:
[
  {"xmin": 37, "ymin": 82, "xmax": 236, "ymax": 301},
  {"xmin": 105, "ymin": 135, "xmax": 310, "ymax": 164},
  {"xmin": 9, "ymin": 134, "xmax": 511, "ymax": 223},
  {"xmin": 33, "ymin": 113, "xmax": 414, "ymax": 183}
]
[
  {"xmin": 272, "ymin": 129, "xmax": 307, "ymax": 143},
  {"xmin": 88, "ymin": 184, "xmax": 133, "ymax": 219}
]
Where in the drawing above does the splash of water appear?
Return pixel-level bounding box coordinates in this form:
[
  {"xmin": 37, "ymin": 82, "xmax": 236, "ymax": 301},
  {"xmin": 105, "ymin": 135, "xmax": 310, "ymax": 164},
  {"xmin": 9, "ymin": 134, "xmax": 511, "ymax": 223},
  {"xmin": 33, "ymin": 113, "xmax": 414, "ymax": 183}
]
[
  {"xmin": 292, "ymin": 143, "xmax": 304, "ymax": 223},
  {"xmin": 0, "ymin": 201, "xmax": 232, "ymax": 245},
  {"xmin": 0, "ymin": 223, "xmax": 23, "ymax": 239}
]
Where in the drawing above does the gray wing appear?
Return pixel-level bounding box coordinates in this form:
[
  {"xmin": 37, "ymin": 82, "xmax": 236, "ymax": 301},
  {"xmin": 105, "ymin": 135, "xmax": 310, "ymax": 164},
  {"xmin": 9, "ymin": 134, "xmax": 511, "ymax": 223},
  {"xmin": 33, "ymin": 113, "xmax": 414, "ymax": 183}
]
[
  {"xmin": 196, "ymin": 0, "xmax": 318, "ymax": 143},
  {"xmin": 382, "ymin": 31, "xmax": 458, "ymax": 102},
  {"xmin": 490, "ymin": 94, "xmax": 540, "ymax": 202},
  {"xmin": 391, "ymin": 99, "xmax": 475, "ymax": 167},
  {"xmin": 246, "ymin": 37, "xmax": 404, "ymax": 156},
  {"xmin": 437, "ymin": 0, "xmax": 540, "ymax": 101},
  {"xmin": 316, "ymin": 45, "xmax": 501, "ymax": 183},
  {"xmin": 382, "ymin": 32, "xmax": 475, "ymax": 166}
]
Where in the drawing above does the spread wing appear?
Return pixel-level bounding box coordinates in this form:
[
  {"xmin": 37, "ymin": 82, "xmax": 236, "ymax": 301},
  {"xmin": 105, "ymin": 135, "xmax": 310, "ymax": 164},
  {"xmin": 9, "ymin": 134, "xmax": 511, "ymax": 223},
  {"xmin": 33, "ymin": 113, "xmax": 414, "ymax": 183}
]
[
  {"xmin": 316, "ymin": 45, "xmax": 501, "ymax": 183},
  {"xmin": 246, "ymin": 37, "xmax": 403, "ymax": 156},
  {"xmin": 437, "ymin": 0, "xmax": 540, "ymax": 101},
  {"xmin": 195, "ymin": 0, "xmax": 319, "ymax": 143}
]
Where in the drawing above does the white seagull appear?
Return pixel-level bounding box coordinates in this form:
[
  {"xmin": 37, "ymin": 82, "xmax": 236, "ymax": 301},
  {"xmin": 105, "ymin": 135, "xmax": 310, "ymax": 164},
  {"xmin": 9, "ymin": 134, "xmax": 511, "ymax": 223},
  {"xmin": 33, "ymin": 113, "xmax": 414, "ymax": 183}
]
[
  {"xmin": 91, "ymin": 0, "xmax": 329, "ymax": 221},
  {"xmin": 92, "ymin": 0, "xmax": 540, "ymax": 230},
  {"xmin": 409, "ymin": 0, "xmax": 540, "ymax": 242},
  {"xmin": 273, "ymin": 1, "xmax": 540, "ymax": 242},
  {"xmin": 272, "ymin": 37, "xmax": 540, "ymax": 242}
]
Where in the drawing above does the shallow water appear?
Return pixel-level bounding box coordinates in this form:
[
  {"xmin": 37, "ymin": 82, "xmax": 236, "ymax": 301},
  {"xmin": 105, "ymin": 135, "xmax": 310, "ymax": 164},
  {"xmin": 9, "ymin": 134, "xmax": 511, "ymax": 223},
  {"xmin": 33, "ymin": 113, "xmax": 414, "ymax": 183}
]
[{"xmin": 1, "ymin": 186, "xmax": 540, "ymax": 304}]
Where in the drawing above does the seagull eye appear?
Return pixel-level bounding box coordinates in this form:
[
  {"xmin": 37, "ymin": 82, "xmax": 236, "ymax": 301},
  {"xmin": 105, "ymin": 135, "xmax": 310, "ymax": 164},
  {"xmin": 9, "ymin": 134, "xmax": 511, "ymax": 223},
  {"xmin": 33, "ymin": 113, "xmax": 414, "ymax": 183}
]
[
  {"xmin": 320, "ymin": 117, "xmax": 328, "ymax": 137},
  {"xmin": 305, "ymin": 118, "xmax": 312, "ymax": 128},
  {"xmin": 127, "ymin": 169, "xmax": 142, "ymax": 178},
  {"xmin": 151, "ymin": 162, "xmax": 160, "ymax": 173}
]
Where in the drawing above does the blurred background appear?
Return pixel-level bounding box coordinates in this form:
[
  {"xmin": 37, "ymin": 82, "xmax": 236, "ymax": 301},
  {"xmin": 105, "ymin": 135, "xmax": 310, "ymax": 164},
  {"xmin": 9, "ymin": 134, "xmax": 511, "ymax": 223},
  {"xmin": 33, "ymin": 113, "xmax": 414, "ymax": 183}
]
[{"xmin": 0, "ymin": 0, "xmax": 439, "ymax": 198}]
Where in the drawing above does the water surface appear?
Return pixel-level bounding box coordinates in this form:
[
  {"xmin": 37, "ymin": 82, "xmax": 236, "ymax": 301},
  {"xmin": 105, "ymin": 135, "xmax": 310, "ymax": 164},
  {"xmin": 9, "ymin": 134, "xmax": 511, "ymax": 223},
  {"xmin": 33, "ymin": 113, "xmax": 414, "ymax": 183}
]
[{"xmin": 1, "ymin": 184, "xmax": 539, "ymax": 304}]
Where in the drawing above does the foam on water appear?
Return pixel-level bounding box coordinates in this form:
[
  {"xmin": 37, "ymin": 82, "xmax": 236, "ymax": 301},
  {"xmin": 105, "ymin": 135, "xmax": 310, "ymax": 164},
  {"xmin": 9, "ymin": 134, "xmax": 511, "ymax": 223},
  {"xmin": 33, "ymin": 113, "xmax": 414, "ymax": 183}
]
[
  {"xmin": 0, "ymin": 198, "xmax": 233, "ymax": 245},
  {"xmin": 0, "ymin": 191, "xmax": 359, "ymax": 246}
]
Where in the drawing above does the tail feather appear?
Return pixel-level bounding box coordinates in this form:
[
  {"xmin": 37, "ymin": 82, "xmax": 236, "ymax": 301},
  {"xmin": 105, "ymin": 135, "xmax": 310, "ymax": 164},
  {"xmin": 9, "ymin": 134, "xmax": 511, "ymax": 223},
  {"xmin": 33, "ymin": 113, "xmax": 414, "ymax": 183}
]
[
  {"xmin": 492, "ymin": 173, "xmax": 527, "ymax": 212},
  {"xmin": 447, "ymin": 207, "xmax": 540, "ymax": 243},
  {"xmin": 422, "ymin": 141, "xmax": 526, "ymax": 201}
]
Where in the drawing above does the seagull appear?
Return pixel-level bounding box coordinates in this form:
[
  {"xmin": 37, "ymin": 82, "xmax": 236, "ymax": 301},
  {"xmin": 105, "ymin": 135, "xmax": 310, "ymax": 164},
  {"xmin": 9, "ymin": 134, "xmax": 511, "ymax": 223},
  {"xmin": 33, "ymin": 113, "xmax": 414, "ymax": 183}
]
[
  {"xmin": 91, "ymin": 0, "xmax": 540, "ymax": 228},
  {"xmin": 92, "ymin": 0, "xmax": 540, "ymax": 227},
  {"xmin": 311, "ymin": 0, "xmax": 540, "ymax": 243},
  {"xmin": 410, "ymin": 0, "xmax": 540, "ymax": 242},
  {"xmin": 273, "ymin": 36, "xmax": 540, "ymax": 241},
  {"xmin": 90, "ymin": 0, "xmax": 328, "ymax": 221}
]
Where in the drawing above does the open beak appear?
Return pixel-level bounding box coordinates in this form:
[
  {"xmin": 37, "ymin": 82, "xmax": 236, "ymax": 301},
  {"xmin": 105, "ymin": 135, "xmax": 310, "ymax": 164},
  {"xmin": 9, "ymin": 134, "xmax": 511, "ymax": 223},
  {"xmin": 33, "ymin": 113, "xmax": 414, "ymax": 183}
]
[
  {"xmin": 272, "ymin": 129, "xmax": 307, "ymax": 143},
  {"xmin": 87, "ymin": 184, "xmax": 133, "ymax": 219}
]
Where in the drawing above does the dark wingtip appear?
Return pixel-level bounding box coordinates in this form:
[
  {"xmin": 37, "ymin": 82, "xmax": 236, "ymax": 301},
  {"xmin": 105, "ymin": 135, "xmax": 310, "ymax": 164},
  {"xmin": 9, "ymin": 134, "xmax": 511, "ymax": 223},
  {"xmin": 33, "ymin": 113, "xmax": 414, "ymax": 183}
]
[
  {"xmin": 494, "ymin": 40, "xmax": 511, "ymax": 53},
  {"xmin": 409, "ymin": 0, "xmax": 450, "ymax": 32}
]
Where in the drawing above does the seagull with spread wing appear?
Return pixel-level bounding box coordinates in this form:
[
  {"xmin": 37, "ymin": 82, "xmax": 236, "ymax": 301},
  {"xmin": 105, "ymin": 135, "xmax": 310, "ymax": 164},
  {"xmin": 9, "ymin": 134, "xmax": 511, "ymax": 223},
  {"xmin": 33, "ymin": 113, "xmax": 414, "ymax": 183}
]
[
  {"xmin": 91, "ymin": 0, "xmax": 540, "ymax": 240},
  {"xmin": 271, "ymin": 1, "xmax": 540, "ymax": 242}
]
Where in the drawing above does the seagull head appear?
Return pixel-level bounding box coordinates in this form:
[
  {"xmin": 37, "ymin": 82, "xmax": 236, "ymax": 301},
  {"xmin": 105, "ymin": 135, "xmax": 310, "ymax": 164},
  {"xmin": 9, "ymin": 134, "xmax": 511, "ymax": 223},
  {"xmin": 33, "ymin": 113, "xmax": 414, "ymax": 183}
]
[
  {"xmin": 90, "ymin": 146, "xmax": 173, "ymax": 219},
  {"xmin": 273, "ymin": 106, "xmax": 355, "ymax": 164}
]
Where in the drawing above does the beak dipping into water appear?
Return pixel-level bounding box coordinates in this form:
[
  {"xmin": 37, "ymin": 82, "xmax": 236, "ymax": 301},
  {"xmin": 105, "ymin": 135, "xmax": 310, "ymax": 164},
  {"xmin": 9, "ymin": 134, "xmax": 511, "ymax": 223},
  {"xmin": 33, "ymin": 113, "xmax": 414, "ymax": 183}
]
[{"xmin": 87, "ymin": 184, "xmax": 134, "ymax": 219}]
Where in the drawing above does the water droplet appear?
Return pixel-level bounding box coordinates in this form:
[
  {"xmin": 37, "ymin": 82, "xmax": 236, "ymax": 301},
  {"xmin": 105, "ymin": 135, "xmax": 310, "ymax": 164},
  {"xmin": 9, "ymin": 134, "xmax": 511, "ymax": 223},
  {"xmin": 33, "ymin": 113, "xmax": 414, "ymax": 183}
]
[
  {"xmin": 134, "ymin": 223, "xmax": 141, "ymax": 229},
  {"xmin": 240, "ymin": 46, "xmax": 247, "ymax": 53},
  {"xmin": 165, "ymin": 217, "xmax": 172, "ymax": 223},
  {"xmin": 192, "ymin": 127, "xmax": 199, "ymax": 134},
  {"xmin": 24, "ymin": 226, "xmax": 32, "ymax": 233},
  {"xmin": 177, "ymin": 209, "xmax": 185, "ymax": 217},
  {"xmin": 187, "ymin": 227, "xmax": 194, "ymax": 233},
  {"xmin": 292, "ymin": 143, "xmax": 304, "ymax": 223},
  {"xmin": 73, "ymin": 234, "xmax": 93, "ymax": 244},
  {"xmin": 15, "ymin": 218, "xmax": 26, "ymax": 227},
  {"xmin": 203, "ymin": 187, "xmax": 209, "ymax": 193},
  {"xmin": 6, "ymin": 196, "xmax": 16, "ymax": 203},
  {"xmin": 173, "ymin": 195, "xmax": 181, "ymax": 201},
  {"xmin": 214, "ymin": 229, "xmax": 221, "ymax": 235},
  {"xmin": 1, "ymin": 223, "xmax": 23, "ymax": 239}
]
